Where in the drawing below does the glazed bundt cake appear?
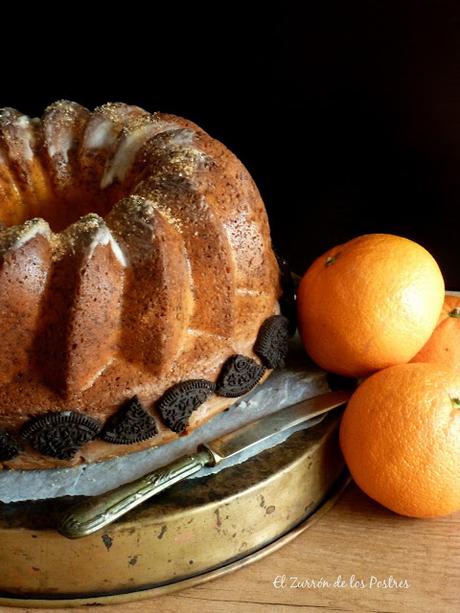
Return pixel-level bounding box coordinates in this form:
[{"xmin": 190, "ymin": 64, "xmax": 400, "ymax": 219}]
[{"xmin": 0, "ymin": 101, "xmax": 284, "ymax": 469}]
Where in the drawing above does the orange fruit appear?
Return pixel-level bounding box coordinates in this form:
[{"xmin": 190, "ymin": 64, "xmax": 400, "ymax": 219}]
[
  {"xmin": 410, "ymin": 294, "xmax": 460, "ymax": 372},
  {"xmin": 297, "ymin": 234, "xmax": 445, "ymax": 377},
  {"xmin": 339, "ymin": 362, "xmax": 460, "ymax": 517}
]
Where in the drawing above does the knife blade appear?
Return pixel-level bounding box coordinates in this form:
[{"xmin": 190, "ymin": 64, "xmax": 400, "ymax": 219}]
[
  {"xmin": 204, "ymin": 389, "xmax": 350, "ymax": 461},
  {"xmin": 58, "ymin": 390, "xmax": 350, "ymax": 539}
]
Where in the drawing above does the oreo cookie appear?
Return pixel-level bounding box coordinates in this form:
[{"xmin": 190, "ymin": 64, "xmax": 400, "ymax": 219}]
[
  {"xmin": 0, "ymin": 430, "xmax": 21, "ymax": 461},
  {"xmin": 254, "ymin": 314, "xmax": 290, "ymax": 369},
  {"xmin": 158, "ymin": 379, "xmax": 215, "ymax": 434},
  {"xmin": 216, "ymin": 354, "xmax": 266, "ymax": 398},
  {"xmin": 21, "ymin": 411, "xmax": 101, "ymax": 460},
  {"xmin": 101, "ymin": 396, "xmax": 158, "ymax": 444}
]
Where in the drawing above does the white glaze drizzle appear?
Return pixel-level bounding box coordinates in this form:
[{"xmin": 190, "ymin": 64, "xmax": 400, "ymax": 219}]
[
  {"xmin": 46, "ymin": 125, "xmax": 73, "ymax": 163},
  {"xmin": 84, "ymin": 118, "xmax": 118, "ymax": 150},
  {"xmin": 14, "ymin": 115, "xmax": 35, "ymax": 161},
  {"xmin": 87, "ymin": 224, "xmax": 128, "ymax": 267},
  {"xmin": 100, "ymin": 120, "xmax": 180, "ymax": 189},
  {"xmin": 0, "ymin": 218, "xmax": 51, "ymax": 256},
  {"xmin": 100, "ymin": 125, "xmax": 157, "ymax": 189},
  {"xmin": 236, "ymin": 288, "xmax": 262, "ymax": 296}
]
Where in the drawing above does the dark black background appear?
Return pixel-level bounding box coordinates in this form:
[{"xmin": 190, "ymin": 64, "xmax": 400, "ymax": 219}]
[{"xmin": 3, "ymin": 2, "xmax": 460, "ymax": 286}]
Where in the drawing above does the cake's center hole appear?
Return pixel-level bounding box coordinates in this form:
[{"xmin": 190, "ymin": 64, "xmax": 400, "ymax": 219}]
[{"xmin": 1, "ymin": 187, "xmax": 128, "ymax": 232}]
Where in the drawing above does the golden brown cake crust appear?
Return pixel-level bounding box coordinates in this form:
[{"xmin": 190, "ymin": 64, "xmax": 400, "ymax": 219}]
[{"xmin": 0, "ymin": 102, "xmax": 280, "ymax": 470}]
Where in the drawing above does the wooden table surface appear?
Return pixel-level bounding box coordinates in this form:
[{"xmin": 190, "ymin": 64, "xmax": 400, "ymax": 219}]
[{"xmin": 4, "ymin": 482, "xmax": 459, "ymax": 613}]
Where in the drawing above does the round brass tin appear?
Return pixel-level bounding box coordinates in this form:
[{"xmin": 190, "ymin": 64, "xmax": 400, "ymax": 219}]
[{"xmin": 0, "ymin": 412, "xmax": 346, "ymax": 607}]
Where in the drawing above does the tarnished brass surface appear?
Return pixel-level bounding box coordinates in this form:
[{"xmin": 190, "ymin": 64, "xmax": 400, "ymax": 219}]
[
  {"xmin": 0, "ymin": 412, "xmax": 345, "ymax": 605},
  {"xmin": 58, "ymin": 448, "xmax": 215, "ymax": 538},
  {"xmin": 59, "ymin": 391, "xmax": 350, "ymax": 539}
]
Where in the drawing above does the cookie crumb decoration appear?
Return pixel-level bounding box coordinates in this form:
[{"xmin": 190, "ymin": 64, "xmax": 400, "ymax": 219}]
[
  {"xmin": 21, "ymin": 412, "xmax": 101, "ymax": 460},
  {"xmin": 0, "ymin": 430, "xmax": 21, "ymax": 461},
  {"xmin": 254, "ymin": 314, "xmax": 290, "ymax": 369},
  {"xmin": 158, "ymin": 380, "xmax": 215, "ymax": 434},
  {"xmin": 101, "ymin": 396, "xmax": 158, "ymax": 444},
  {"xmin": 216, "ymin": 355, "xmax": 266, "ymax": 398}
]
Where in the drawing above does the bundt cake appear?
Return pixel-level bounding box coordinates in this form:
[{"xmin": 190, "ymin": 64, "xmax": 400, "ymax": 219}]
[{"xmin": 0, "ymin": 101, "xmax": 285, "ymax": 470}]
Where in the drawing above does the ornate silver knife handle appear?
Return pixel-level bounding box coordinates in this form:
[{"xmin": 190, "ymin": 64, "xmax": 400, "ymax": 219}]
[{"xmin": 58, "ymin": 447, "xmax": 216, "ymax": 539}]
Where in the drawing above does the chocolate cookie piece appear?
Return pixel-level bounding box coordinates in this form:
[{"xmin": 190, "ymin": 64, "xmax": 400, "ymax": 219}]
[
  {"xmin": 254, "ymin": 314, "xmax": 290, "ymax": 369},
  {"xmin": 216, "ymin": 354, "xmax": 266, "ymax": 398},
  {"xmin": 0, "ymin": 430, "xmax": 21, "ymax": 461},
  {"xmin": 157, "ymin": 380, "xmax": 215, "ymax": 434},
  {"xmin": 21, "ymin": 411, "xmax": 101, "ymax": 460},
  {"xmin": 101, "ymin": 396, "xmax": 158, "ymax": 444}
]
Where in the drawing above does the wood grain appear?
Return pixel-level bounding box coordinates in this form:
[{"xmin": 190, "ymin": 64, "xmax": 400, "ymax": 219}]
[{"xmin": 2, "ymin": 483, "xmax": 458, "ymax": 612}]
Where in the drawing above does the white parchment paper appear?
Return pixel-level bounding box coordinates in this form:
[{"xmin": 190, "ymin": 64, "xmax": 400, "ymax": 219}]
[{"xmin": 0, "ymin": 340, "xmax": 329, "ymax": 502}]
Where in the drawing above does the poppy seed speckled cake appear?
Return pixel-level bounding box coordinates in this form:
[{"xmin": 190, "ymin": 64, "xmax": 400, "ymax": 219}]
[{"xmin": 0, "ymin": 101, "xmax": 286, "ymax": 470}]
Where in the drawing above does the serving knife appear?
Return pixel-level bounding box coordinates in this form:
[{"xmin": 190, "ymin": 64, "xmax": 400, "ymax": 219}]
[{"xmin": 58, "ymin": 390, "xmax": 350, "ymax": 539}]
